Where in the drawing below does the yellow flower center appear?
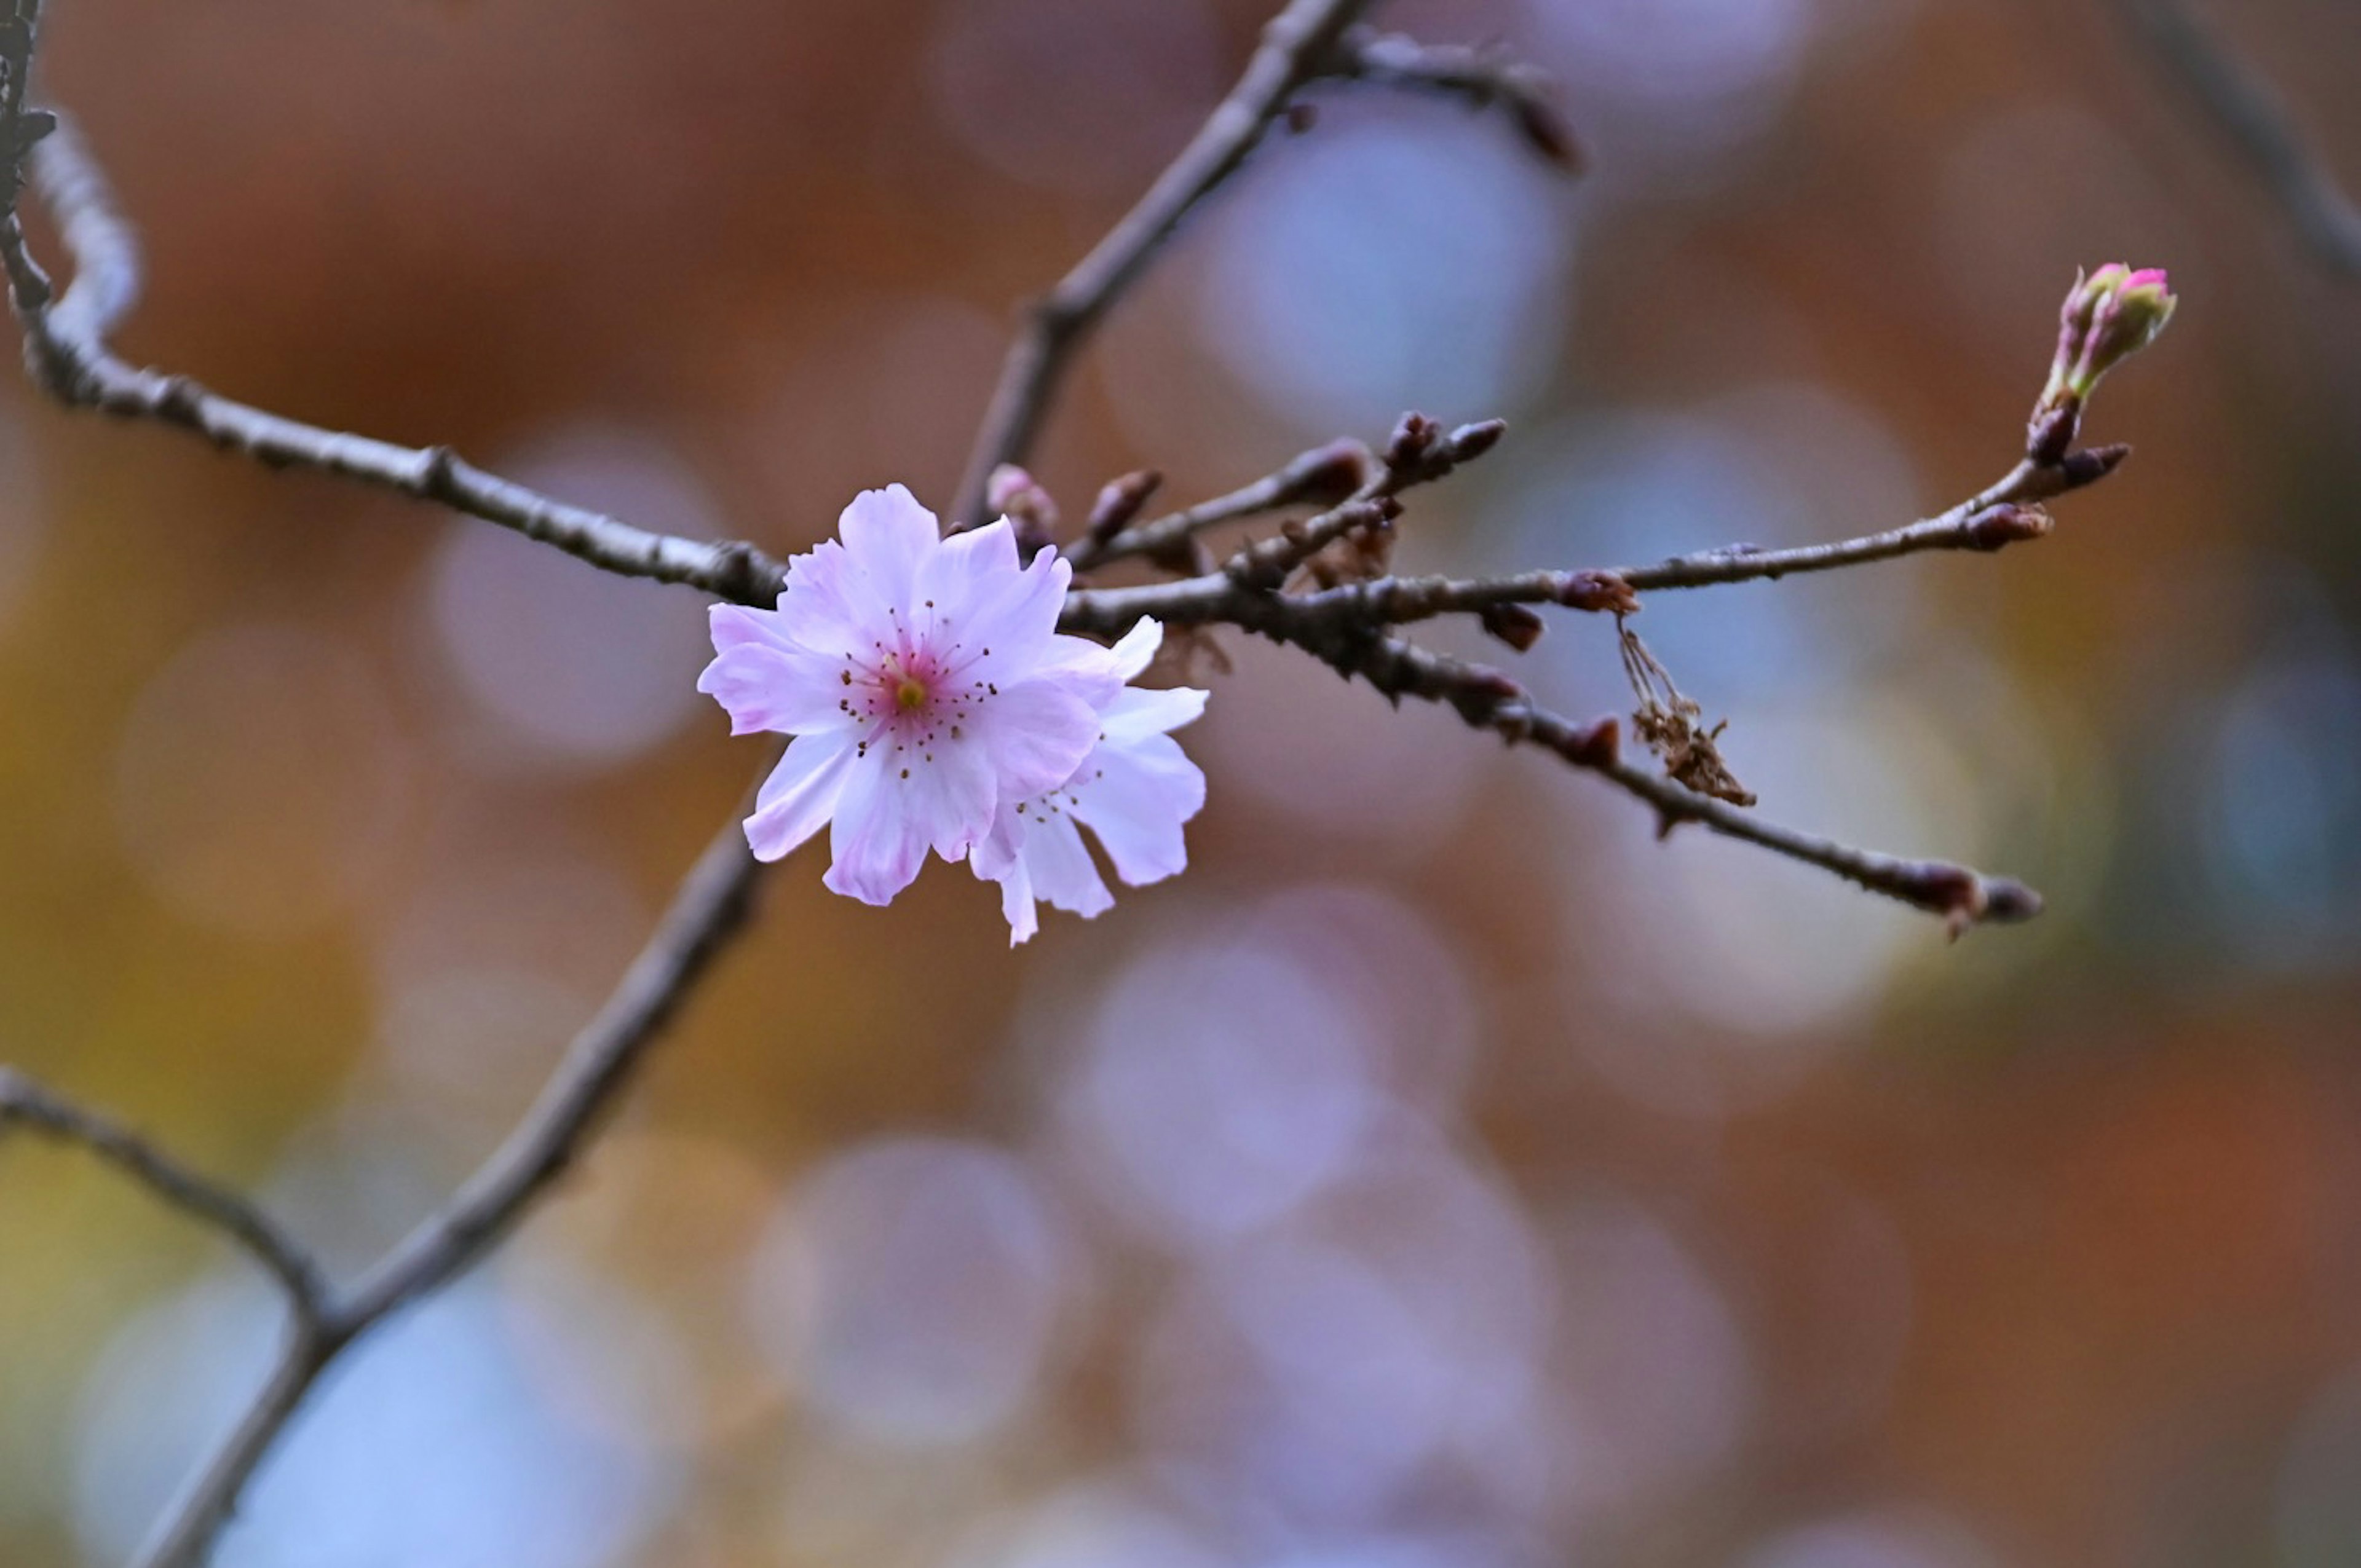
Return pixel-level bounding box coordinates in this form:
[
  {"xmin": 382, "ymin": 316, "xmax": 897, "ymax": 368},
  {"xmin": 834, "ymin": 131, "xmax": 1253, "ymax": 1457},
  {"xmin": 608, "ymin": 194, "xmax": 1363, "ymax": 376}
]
[{"xmin": 896, "ymin": 676, "xmax": 928, "ymax": 712}]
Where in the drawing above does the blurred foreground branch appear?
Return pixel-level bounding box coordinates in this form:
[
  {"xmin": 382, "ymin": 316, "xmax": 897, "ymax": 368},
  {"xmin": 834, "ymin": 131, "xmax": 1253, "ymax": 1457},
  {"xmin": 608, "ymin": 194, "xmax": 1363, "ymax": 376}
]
[{"xmin": 2116, "ymin": 0, "xmax": 2361, "ymax": 278}]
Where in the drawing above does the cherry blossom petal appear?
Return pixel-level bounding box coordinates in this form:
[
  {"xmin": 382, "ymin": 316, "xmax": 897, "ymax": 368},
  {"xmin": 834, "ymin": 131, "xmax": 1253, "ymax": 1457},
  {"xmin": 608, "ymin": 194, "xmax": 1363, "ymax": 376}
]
[
  {"xmin": 1104, "ymin": 618, "xmax": 1164, "ymax": 682},
  {"xmin": 1100, "ymin": 684, "xmax": 1208, "ymax": 745},
  {"xmin": 949, "ymin": 551, "xmax": 1081, "ymax": 687},
  {"xmin": 695, "ymin": 639, "xmax": 851, "ymax": 735},
  {"xmin": 978, "ymin": 815, "xmax": 1042, "ymax": 945},
  {"xmin": 996, "ymin": 865, "xmax": 1042, "ymax": 945},
  {"xmin": 822, "ymin": 762, "xmax": 933, "ymax": 906},
  {"xmin": 1022, "ymin": 812, "xmax": 1114, "ymax": 920},
  {"xmin": 914, "ymin": 519, "xmax": 1020, "ymax": 615},
  {"xmin": 1071, "ymin": 730, "xmax": 1204, "ymax": 886},
  {"xmin": 709, "ymin": 602, "xmax": 800, "ymax": 655},
  {"xmin": 744, "ymin": 735, "xmax": 859, "ymax": 862},
  {"xmin": 904, "ymin": 737, "xmax": 999, "ymax": 860},
  {"xmin": 968, "ymin": 679, "xmax": 1104, "ymax": 800},
  {"xmin": 836, "ymin": 485, "xmax": 939, "ymax": 621},
  {"xmin": 776, "ymin": 542, "xmax": 877, "ymax": 660}
]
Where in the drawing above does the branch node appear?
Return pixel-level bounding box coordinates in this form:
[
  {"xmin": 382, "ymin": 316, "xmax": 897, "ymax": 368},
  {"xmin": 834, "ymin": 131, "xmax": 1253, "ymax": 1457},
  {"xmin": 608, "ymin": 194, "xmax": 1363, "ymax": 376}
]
[
  {"xmin": 1560, "ymin": 568, "xmax": 1638, "ymax": 614},
  {"xmin": 417, "ymin": 442, "xmax": 461, "ymax": 498}
]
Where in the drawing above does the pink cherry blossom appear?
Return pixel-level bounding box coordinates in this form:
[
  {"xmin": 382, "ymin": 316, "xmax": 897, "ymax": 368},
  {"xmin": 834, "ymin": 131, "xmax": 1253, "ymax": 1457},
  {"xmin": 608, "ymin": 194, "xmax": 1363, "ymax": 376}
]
[
  {"xmin": 697, "ymin": 485, "xmax": 1120, "ymax": 906},
  {"xmin": 970, "ymin": 621, "xmax": 1209, "ymax": 944}
]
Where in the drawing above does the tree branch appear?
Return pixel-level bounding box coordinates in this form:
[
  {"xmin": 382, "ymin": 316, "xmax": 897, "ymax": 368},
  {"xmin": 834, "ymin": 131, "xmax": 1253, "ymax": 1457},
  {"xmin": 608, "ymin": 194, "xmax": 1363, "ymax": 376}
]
[
  {"xmin": 1318, "ymin": 24, "xmax": 1583, "ymax": 171},
  {"xmin": 1355, "ymin": 639, "xmax": 2043, "ymax": 934},
  {"xmin": 0, "ymin": 1070, "xmax": 330, "ymax": 1318},
  {"xmin": 949, "ymin": 0, "xmax": 1381, "ymax": 529},
  {"xmin": 1063, "ymin": 436, "xmax": 1372, "ymax": 573},
  {"xmin": 2114, "ymin": 0, "xmax": 2361, "ymax": 278},
  {"xmin": 0, "ymin": 111, "xmax": 792, "ymax": 607},
  {"xmin": 1059, "ymin": 439, "xmax": 2119, "ymax": 636},
  {"xmin": 1609, "ymin": 450, "xmax": 2122, "ymax": 592},
  {"xmin": 1070, "ymin": 540, "xmax": 2041, "ymax": 932}
]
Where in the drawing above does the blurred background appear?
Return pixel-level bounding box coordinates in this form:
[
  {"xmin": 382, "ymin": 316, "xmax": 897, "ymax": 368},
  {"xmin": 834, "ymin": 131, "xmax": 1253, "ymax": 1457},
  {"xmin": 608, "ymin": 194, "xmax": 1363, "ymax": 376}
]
[{"xmin": 2, "ymin": 0, "xmax": 2359, "ymax": 1564}]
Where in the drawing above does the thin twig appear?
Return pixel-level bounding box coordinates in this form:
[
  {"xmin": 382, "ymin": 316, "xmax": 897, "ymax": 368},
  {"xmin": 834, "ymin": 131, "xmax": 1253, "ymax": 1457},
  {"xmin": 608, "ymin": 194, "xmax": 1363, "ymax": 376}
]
[
  {"xmin": 0, "ymin": 1070, "xmax": 329, "ymax": 1318},
  {"xmin": 1090, "ymin": 569, "xmax": 2041, "ymax": 928},
  {"xmin": 1281, "ymin": 620, "xmax": 2039, "ymax": 932},
  {"xmin": 2115, "ymin": 0, "xmax": 2361, "ymax": 278},
  {"xmin": 1320, "ymin": 25, "xmax": 1583, "ymax": 171},
  {"xmin": 1611, "ymin": 452, "xmax": 2118, "ymax": 592},
  {"xmin": 1057, "ymin": 442, "xmax": 2108, "ymax": 636},
  {"xmin": 1288, "ymin": 565, "xmax": 1638, "ymax": 625},
  {"xmin": 1064, "ymin": 436, "xmax": 1371, "ymax": 572},
  {"xmin": 950, "ymin": 0, "xmax": 1378, "ymax": 529}
]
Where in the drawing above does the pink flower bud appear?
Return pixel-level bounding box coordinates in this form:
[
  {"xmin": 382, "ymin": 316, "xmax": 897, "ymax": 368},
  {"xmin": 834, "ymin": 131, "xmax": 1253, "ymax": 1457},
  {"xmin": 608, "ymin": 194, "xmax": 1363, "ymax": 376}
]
[
  {"xmin": 986, "ymin": 464, "xmax": 1061, "ymax": 554},
  {"xmin": 2046, "ymin": 264, "xmax": 2177, "ymax": 406}
]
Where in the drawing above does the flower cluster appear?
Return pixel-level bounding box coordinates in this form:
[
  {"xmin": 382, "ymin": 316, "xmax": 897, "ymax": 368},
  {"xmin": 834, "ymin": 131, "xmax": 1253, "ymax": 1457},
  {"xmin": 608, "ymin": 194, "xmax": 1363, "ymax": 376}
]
[{"xmin": 697, "ymin": 486, "xmax": 1206, "ymax": 942}]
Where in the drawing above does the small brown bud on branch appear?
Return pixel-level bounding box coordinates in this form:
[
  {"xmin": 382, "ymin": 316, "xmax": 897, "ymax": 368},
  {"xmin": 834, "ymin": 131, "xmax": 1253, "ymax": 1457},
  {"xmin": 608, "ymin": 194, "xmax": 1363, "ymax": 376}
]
[
  {"xmin": 1551, "ymin": 714, "xmax": 1623, "ymax": 771},
  {"xmin": 1087, "ymin": 469, "xmax": 1163, "ymax": 543},
  {"xmin": 1960, "ymin": 503, "xmax": 2054, "ymax": 551},
  {"xmin": 1479, "ymin": 602, "xmax": 1548, "ymax": 651},
  {"xmin": 2057, "ymin": 443, "xmax": 2132, "ymax": 488},
  {"xmin": 1386, "ymin": 411, "xmax": 1442, "ymax": 470}
]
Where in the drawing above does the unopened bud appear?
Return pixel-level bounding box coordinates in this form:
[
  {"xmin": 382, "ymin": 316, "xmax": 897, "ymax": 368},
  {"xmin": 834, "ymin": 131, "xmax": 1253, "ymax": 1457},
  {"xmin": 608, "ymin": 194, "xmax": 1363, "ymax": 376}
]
[
  {"xmin": 1385, "ymin": 412, "xmax": 1441, "ymax": 471},
  {"xmin": 2045, "ymin": 264, "xmax": 2176, "ymax": 407},
  {"xmin": 1086, "ymin": 469, "xmax": 1161, "ymax": 543},
  {"xmin": 1479, "ymin": 602, "xmax": 1547, "ymax": 652},
  {"xmin": 1445, "ymin": 419, "xmax": 1509, "ymax": 463},
  {"xmin": 987, "ymin": 464, "xmax": 1060, "ymax": 553},
  {"xmin": 2057, "ymin": 442, "xmax": 2132, "ymax": 488},
  {"xmin": 1980, "ymin": 878, "xmax": 2044, "ymax": 924},
  {"xmin": 1273, "ymin": 439, "xmax": 1374, "ymax": 508},
  {"xmin": 1554, "ymin": 714, "xmax": 1621, "ymax": 771},
  {"xmin": 2028, "ymin": 266, "xmax": 2174, "ymax": 464},
  {"xmin": 1961, "ymin": 502, "xmax": 2054, "ymax": 552},
  {"xmin": 1450, "ymin": 668, "xmax": 1525, "ymax": 725}
]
